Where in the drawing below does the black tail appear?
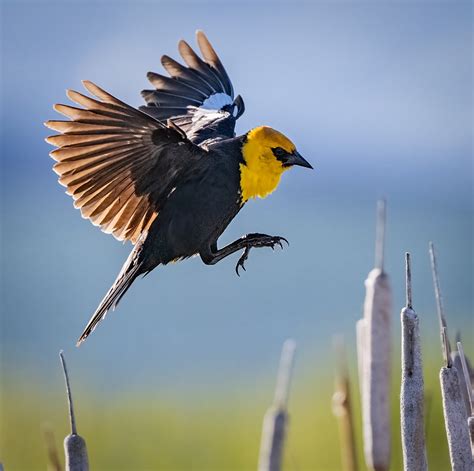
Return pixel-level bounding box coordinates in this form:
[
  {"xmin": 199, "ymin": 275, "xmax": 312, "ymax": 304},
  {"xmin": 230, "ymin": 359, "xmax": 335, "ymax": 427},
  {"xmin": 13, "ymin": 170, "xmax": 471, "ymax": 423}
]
[{"xmin": 76, "ymin": 250, "xmax": 144, "ymax": 346}]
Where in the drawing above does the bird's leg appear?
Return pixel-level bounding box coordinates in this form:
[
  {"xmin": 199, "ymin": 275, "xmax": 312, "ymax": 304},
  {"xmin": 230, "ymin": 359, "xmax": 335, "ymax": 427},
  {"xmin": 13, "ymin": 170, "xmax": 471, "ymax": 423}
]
[{"xmin": 200, "ymin": 233, "xmax": 288, "ymax": 275}]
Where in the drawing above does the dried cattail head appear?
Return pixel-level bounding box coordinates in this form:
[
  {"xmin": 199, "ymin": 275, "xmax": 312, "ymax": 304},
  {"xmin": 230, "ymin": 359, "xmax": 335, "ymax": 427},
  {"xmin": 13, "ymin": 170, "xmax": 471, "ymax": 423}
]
[
  {"xmin": 358, "ymin": 200, "xmax": 392, "ymax": 471},
  {"xmin": 439, "ymin": 366, "xmax": 472, "ymax": 469},
  {"xmin": 429, "ymin": 245, "xmax": 473, "ymax": 468},
  {"xmin": 64, "ymin": 434, "xmax": 89, "ymax": 471},
  {"xmin": 400, "ymin": 253, "xmax": 427, "ymax": 471}
]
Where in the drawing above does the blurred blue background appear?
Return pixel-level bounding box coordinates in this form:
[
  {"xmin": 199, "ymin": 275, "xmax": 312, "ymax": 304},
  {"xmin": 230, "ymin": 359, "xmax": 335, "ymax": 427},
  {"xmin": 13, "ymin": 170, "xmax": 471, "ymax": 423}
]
[
  {"xmin": 2, "ymin": 0, "xmax": 472, "ymax": 391},
  {"xmin": 0, "ymin": 1, "xmax": 472, "ymax": 469}
]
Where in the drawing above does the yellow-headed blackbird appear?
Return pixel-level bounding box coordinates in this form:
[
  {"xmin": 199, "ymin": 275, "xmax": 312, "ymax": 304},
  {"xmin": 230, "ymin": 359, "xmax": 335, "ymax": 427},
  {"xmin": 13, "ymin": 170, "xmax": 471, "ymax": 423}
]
[{"xmin": 45, "ymin": 31, "xmax": 312, "ymax": 345}]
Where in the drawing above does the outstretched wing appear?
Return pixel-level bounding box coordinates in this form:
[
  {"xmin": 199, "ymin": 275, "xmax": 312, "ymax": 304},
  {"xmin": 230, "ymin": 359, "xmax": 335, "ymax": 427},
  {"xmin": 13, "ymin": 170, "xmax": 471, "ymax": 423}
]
[
  {"xmin": 140, "ymin": 30, "xmax": 245, "ymax": 144},
  {"xmin": 45, "ymin": 81, "xmax": 206, "ymax": 244}
]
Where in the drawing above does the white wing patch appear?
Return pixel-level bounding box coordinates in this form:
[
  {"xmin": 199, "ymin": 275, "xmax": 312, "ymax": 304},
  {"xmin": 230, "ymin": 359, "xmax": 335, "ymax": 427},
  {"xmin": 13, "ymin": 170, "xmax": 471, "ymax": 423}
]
[
  {"xmin": 200, "ymin": 92, "xmax": 233, "ymax": 110},
  {"xmin": 190, "ymin": 107, "xmax": 227, "ymax": 127},
  {"xmin": 188, "ymin": 92, "xmax": 234, "ymax": 133}
]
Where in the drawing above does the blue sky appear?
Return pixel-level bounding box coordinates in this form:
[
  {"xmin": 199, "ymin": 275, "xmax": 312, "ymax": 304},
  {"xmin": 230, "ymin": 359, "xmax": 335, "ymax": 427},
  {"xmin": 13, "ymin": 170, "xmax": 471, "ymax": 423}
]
[{"xmin": 1, "ymin": 1, "xmax": 472, "ymax": 391}]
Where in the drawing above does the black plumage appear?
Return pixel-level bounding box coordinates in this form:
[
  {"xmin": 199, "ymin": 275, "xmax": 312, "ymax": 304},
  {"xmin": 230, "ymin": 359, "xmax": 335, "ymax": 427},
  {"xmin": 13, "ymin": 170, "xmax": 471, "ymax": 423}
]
[{"xmin": 45, "ymin": 31, "xmax": 312, "ymax": 345}]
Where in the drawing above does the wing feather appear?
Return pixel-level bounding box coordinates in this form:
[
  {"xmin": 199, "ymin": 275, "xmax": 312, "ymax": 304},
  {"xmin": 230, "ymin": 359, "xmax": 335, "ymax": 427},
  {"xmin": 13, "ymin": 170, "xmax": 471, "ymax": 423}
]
[
  {"xmin": 140, "ymin": 31, "xmax": 244, "ymax": 143},
  {"xmin": 178, "ymin": 39, "xmax": 225, "ymax": 92},
  {"xmin": 45, "ymin": 120, "xmax": 130, "ymax": 134},
  {"xmin": 196, "ymin": 30, "xmax": 233, "ymax": 97},
  {"xmin": 46, "ymin": 81, "xmax": 205, "ymax": 244},
  {"xmin": 161, "ymin": 55, "xmax": 216, "ymax": 94},
  {"xmin": 147, "ymin": 72, "xmax": 207, "ymax": 100}
]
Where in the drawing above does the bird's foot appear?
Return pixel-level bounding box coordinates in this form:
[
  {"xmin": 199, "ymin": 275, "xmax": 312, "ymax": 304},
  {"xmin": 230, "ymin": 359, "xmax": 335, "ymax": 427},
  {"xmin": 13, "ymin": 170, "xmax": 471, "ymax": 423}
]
[
  {"xmin": 235, "ymin": 246, "xmax": 251, "ymax": 276},
  {"xmin": 245, "ymin": 233, "xmax": 289, "ymax": 250},
  {"xmin": 235, "ymin": 234, "xmax": 289, "ymax": 276}
]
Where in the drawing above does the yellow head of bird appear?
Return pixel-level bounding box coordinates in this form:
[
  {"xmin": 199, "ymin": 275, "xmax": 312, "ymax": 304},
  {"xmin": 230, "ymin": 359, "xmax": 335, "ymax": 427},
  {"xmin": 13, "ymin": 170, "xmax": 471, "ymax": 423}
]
[{"xmin": 239, "ymin": 126, "xmax": 312, "ymax": 202}]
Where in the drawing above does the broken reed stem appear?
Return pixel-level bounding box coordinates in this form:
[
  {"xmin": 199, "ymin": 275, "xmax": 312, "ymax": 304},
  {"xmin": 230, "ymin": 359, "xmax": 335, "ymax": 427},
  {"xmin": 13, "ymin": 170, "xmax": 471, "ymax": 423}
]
[
  {"xmin": 358, "ymin": 200, "xmax": 392, "ymax": 471},
  {"xmin": 332, "ymin": 337, "xmax": 358, "ymax": 471},
  {"xmin": 274, "ymin": 339, "xmax": 297, "ymax": 410},
  {"xmin": 42, "ymin": 423, "xmax": 62, "ymax": 471},
  {"xmin": 258, "ymin": 339, "xmax": 296, "ymax": 471},
  {"xmin": 59, "ymin": 351, "xmax": 89, "ymax": 471},
  {"xmin": 375, "ymin": 199, "xmax": 386, "ymax": 272},
  {"xmin": 400, "ymin": 253, "xmax": 427, "ymax": 471},
  {"xmin": 59, "ymin": 350, "xmax": 77, "ymax": 435},
  {"xmin": 429, "ymin": 242, "xmax": 451, "ymax": 367},
  {"xmin": 405, "ymin": 253, "xmax": 412, "ymax": 309}
]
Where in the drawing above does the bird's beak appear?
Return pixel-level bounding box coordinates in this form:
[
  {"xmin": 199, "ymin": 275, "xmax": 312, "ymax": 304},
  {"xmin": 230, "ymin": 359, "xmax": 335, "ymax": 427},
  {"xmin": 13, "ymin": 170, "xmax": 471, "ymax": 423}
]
[{"xmin": 288, "ymin": 151, "xmax": 313, "ymax": 169}]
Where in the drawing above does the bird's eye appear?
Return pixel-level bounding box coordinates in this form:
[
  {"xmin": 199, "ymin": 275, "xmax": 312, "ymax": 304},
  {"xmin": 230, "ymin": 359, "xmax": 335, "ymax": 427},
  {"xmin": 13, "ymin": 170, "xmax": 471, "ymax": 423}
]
[{"xmin": 272, "ymin": 147, "xmax": 287, "ymax": 159}]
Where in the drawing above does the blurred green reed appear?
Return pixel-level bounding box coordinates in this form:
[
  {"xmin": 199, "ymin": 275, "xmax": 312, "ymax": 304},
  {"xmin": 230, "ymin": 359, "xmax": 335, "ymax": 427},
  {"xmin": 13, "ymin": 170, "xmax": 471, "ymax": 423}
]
[{"xmin": 1, "ymin": 354, "xmax": 454, "ymax": 471}]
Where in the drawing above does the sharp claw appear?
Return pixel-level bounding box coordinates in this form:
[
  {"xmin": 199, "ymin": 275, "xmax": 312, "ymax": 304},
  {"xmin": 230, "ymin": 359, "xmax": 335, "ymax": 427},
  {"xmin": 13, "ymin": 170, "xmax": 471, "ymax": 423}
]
[
  {"xmin": 235, "ymin": 247, "xmax": 250, "ymax": 276},
  {"xmin": 236, "ymin": 261, "xmax": 245, "ymax": 276}
]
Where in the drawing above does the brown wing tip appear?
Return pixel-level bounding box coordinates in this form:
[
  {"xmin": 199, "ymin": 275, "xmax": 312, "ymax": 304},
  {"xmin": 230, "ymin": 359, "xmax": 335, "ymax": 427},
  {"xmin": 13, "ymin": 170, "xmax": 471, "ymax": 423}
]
[
  {"xmin": 196, "ymin": 30, "xmax": 211, "ymax": 48},
  {"xmin": 146, "ymin": 71, "xmax": 160, "ymax": 83},
  {"xmin": 81, "ymin": 80, "xmax": 104, "ymax": 99},
  {"xmin": 53, "ymin": 103, "xmax": 70, "ymax": 116},
  {"xmin": 160, "ymin": 54, "xmax": 173, "ymax": 66},
  {"xmin": 66, "ymin": 89, "xmax": 78, "ymax": 101},
  {"xmin": 44, "ymin": 135, "xmax": 57, "ymax": 145},
  {"xmin": 195, "ymin": 30, "xmax": 220, "ymax": 64},
  {"xmin": 52, "ymin": 161, "xmax": 63, "ymax": 173}
]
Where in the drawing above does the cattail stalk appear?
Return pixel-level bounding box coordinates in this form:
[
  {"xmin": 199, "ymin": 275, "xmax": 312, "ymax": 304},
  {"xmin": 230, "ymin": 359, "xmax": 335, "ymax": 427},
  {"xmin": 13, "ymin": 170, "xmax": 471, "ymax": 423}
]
[
  {"xmin": 332, "ymin": 337, "xmax": 359, "ymax": 471},
  {"xmin": 258, "ymin": 339, "xmax": 296, "ymax": 471},
  {"xmin": 400, "ymin": 253, "xmax": 427, "ymax": 470},
  {"xmin": 469, "ymin": 417, "xmax": 474, "ymax": 461},
  {"xmin": 439, "ymin": 366, "xmax": 473, "ymax": 470},
  {"xmin": 59, "ymin": 351, "xmax": 89, "ymax": 471},
  {"xmin": 429, "ymin": 244, "xmax": 473, "ymax": 470},
  {"xmin": 457, "ymin": 342, "xmax": 474, "ymax": 458},
  {"xmin": 452, "ymin": 339, "xmax": 473, "ymax": 418},
  {"xmin": 357, "ymin": 199, "xmax": 392, "ymax": 471}
]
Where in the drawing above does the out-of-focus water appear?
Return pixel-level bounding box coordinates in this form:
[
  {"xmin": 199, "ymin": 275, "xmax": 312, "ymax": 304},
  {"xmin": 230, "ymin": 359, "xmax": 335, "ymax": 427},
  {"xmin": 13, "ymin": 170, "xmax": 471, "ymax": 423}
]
[{"xmin": 1, "ymin": 1, "xmax": 472, "ymax": 392}]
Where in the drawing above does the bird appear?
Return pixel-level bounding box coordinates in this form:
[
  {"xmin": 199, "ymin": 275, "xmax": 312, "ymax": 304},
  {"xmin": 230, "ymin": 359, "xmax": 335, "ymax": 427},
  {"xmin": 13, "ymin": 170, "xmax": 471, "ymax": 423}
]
[{"xmin": 45, "ymin": 30, "xmax": 313, "ymax": 346}]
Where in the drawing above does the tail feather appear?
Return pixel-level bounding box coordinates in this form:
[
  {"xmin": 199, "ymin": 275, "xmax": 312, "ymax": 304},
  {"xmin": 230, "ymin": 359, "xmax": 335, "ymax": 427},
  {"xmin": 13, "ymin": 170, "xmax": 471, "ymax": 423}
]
[{"xmin": 76, "ymin": 253, "xmax": 143, "ymax": 346}]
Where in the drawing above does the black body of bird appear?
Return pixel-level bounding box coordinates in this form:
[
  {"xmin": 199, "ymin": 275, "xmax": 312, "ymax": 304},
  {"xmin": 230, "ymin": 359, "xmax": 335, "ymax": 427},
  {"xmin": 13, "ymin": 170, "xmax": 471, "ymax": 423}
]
[{"xmin": 45, "ymin": 31, "xmax": 313, "ymax": 345}]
